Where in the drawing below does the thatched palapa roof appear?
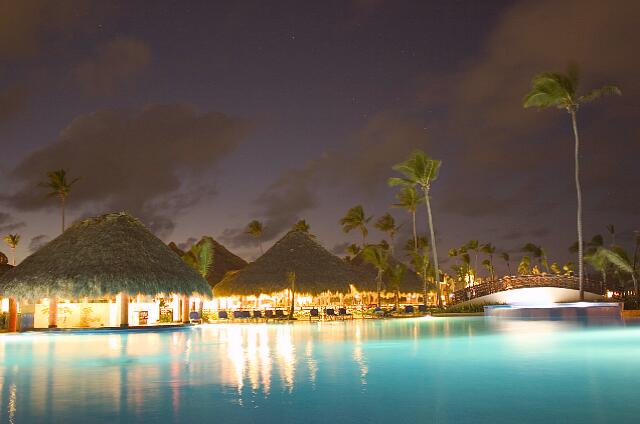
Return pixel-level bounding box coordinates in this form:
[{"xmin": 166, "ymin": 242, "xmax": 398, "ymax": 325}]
[
  {"xmin": 0, "ymin": 264, "xmax": 13, "ymax": 278},
  {"xmin": 214, "ymin": 230, "xmax": 368, "ymax": 296},
  {"xmin": 349, "ymin": 253, "xmax": 423, "ymax": 293},
  {"xmin": 169, "ymin": 236, "xmax": 248, "ymax": 286},
  {"xmin": 0, "ymin": 212, "xmax": 210, "ymax": 300}
]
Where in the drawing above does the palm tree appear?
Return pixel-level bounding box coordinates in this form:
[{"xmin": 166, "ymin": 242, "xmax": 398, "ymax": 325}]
[
  {"xmin": 522, "ymin": 243, "xmax": 549, "ymax": 273},
  {"xmin": 524, "ymin": 65, "xmax": 621, "ymax": 299},
  {"xmin": 3, "ymin": 234, "xmax": 20, "ymax": 265},
  {"xmin": 246, "ymin": 220, "xmax": 264, "ymax": 254},
  {"xmin": 466, "ymin": 240, "xmax": 480, "ymax": 276},
  {"xmin": 40, "ymin": 169, "xmax": 80, "ymax": 233},
  {"xmin": 339, "ymin": 205, "xmax": 372, "ymax": 248},
  {"xmin": 345, "ymin": 243, "xmax": 361, "ymax": 259},
  {"xmin": 181, "ymin": 238, "xmax": 214, "ymax": 279},
  {"xmin": 518, "ymin": 256, "xmax": 531, "ymax": 275},
  {"xmin": 592, "ymin": 247, "xmax": 637, "ymax": 297},
  {"xmin": 392, "ymin": 186, "xmax": 421, "ymax": 251},
  {"xmin": 387, "ymin": 263, "xmax": 406, "ymax": 310},
  {"xmin": 481, "ymin": 259, "xmax": 494, "ymax": 281},
  {"xmin": 481, "ymin": 243, "xmax": 496, "ymax": 280},
  {"xmin": 374, "ymin": 213, "xmax": 399, "ymax": 254},
  {"xmin": 500, "ymin": 252, "xmax": 511, "ymax": 275},
  {"xmin": 292, "ymin": 219, "xmax": 312, "ymax": 234},
  {"xmin": 362, "ymin": 244, "xmax": 389, "ymax": 307},
  {"xmin": 389, "ymin": 151, "xmax": 442, "ymax": 305},
  {"xmin": 412, "ymin": 242, "xmax": 434, "ymax": 306}
]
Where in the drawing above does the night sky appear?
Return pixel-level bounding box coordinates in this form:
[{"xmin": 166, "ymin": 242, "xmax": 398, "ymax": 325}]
[{"xmin": 1, "ymin": 0, "xmax": 638, "ymax": 271}]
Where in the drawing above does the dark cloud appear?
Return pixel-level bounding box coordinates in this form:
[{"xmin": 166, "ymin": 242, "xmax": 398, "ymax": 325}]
[
  {"xmin": 0, "ymin": 84, "xmax": 28, "ymax": 127},
  {"xmin": 0, "ymin": 211, "xmax": 25, "ymax": 233},
  {"xmin": 28, "ymin": 234, "xmax": 50, "ymax": 253},
  {"xmin": 220, "ymin": 162, "xmax": 319, "ymax": 247},
  {"xmin": 3, "ymin": 104, "xmax": 252, "ymax": 237},
  {"xmin": 75, "ymin": 37, "xmax": 152, "ymax": 96},
  {"xmin": 177, "ymin": 237, "xmax": 198, "ymax": 251},
  {"xmin": 331, "ymin": 241, "xmax": 351, "ymax": 255},
  {"xmin": 417, "ymin": 0, "xmax": 640, "ymax": 218},
  {"xmin": 0, "ymin": 1, "xmax": 102, "ymax": 61}
]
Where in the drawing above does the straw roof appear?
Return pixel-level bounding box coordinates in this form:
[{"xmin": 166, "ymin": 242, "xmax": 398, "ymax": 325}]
[
  {"xmin": 214, "ymin": 230, "xmax": 368, "ymax": 296},
  {"xmin": 349, "ymin": 253, "xmax": 423, "ymax": 292},
  {"xmin": 0, "ymin": 212, "xmax": 210, "ymax": 300},
  {"xmin": 168, "ymin": 236, "xmax": 248, "ymax": 286},
  {"xmin": 0, "ymin": 264, "xmax": 13, "ymax": 278}
]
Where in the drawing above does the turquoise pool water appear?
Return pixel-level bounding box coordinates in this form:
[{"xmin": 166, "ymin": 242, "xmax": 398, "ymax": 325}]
[{"xmin": 1, "ymin": 317, "xmax": 639, "ymax": 423}]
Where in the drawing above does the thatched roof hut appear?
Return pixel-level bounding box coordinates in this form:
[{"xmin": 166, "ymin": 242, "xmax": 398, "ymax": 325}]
[
  {"xmin": 169, "ymin": 236, "xmax": 248, "ymax": 286},
  {"xmin": 214, "ymin": 230, "xmax": 368, "ymax": 296},
  {"xmin": 0, "ymin": 212, "xmax": 210, "ymax": 300},
  {"xmin": 0, "ymin": 264, "xmax": 13, "ymax": 278},
  {"xmin": 349, "ymin": 253, "xmax": 423, "ymax": 293}
]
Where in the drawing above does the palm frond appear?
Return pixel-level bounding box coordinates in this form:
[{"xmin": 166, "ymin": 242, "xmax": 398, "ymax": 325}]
[{"xmin": 578, "ymin": 85, "xmax": 621, "ymax": 104}]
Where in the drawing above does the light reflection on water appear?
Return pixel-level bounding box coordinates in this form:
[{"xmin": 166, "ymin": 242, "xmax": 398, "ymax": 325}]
[{"xmin": 0, "ymin": 317, "xmax": 639, "ymax": 423}]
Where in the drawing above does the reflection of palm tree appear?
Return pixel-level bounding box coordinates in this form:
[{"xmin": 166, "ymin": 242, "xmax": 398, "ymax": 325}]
[
  {"xmin": 246, "ymin": 220, "xmax": 264, "ymax": 254},
  {"xmin": 40, "ymin": 169, "xmax": 80, "ymax": 233},
  {"xmin": 524, "ymin": 65, "xmax": 621, "ymax": 299},
  {"xmin": 362, "ymin": 244, "xmax": 389, "ymax": 307},
  {"xmin": 339, "ymin": 205, "xmax": 371, "ymax": 248},
  {"xmin": 3, "ymin": 234, "xmax": 20, "ymax": 265},
  {"xmin": 390, "ymin": 151, "xmax": 442, "ymax": 305}
]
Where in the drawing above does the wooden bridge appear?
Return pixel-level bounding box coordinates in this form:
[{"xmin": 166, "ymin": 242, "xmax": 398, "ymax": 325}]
[{"xmin": 449, "ymin": 275, "xmax": 604, "ymax": 305}]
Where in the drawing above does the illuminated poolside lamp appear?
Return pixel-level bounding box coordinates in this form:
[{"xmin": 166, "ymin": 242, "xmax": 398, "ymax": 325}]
[{"xmin": 0, "ymin": 212, "xmax": 210, "ymax": 331}]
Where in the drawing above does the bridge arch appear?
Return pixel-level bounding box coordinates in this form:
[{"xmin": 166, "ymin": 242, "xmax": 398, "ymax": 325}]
[{"xmin": 449, "ymin": 275, "xmax": 604, "ymax": 305}]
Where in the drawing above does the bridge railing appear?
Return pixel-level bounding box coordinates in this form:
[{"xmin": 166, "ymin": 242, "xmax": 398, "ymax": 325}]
[{"xmin": 449, "ymin": 275, "xmax": 604, "ymax": 304}]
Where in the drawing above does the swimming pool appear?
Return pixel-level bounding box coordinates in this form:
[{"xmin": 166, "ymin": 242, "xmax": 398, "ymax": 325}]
[{"xmin": 1, "ymin": 317, "xmax": 639, "ymax": 423}]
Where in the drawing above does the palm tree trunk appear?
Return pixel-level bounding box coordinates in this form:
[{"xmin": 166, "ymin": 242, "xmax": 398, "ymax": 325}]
[
  {"xmin": 390, "ymin": 233, "xmax": 395, "ymax": 256},
  {"xmin": 288, "ymin": 272, "xmax": 296, "ymax": 319},
  {"xmin": 506, "ymin": 261, "xmax": 511, "ymax": 275},
  {"xmin": 411, "ymin": 211, "xmax": 417, "ymax": 251},
  {"xmin": 11, "ymin": 247, "xmax": 16, "ymax": 266},
  {"xmin": 423, "ymin": 187, "xmax": 440, "ymax": 306},
  {"xmin": 376, "ymin": 271, "xmax": 382, "ymax": 307},
  {"xmin": 570, "ymin": 110, "xmax": 584, "ymax": 300},
  {"xmin": 632, "ymin": 273, "xmax": 638, "ymax": 298},
  {"xmin": 395, "ymin": 290, "xmax": 399, "ymax": 310}
]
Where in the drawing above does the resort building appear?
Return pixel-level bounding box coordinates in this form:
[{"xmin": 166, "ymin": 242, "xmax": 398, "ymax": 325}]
[
  {"xmin": 211, "ymin": 229, "xmax": 425, "ymax": 312},
  {"xmin": 0, "ymin": 212, "xmax": 210, "ymax": 331}
]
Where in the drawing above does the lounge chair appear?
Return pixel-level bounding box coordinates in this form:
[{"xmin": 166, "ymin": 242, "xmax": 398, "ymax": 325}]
[
  {"xmin": 265, "ymin": 310, "xmax": 274, "ymax": 321},
  {"xmin": 241, "ymin": 310, "xmax": 251, "ymax": 319},
  {"xmin": 275, "ymin": 309, "xmax": 286, "ymax": 319},
  {"xmin": 189, "ymin": 311, "xmax": 202, "ymax": 323},
  {"xmin": 338, "ymin": 308, "xmax": 353, "ymax": 319},
  {"xmin": 325, "ymin": 308, "xmax": 336, "ymax": 320},
  {"xmin": 418, "ymin": 305, "xmax": 427, "ymax": 314},
  {"xmin": 309, "ymin": 308, "xmax": 320, "ymax": 321},
  {"xmin": 253, "ymin": 310, "xmax": 263, "ymax": 320},
  {"xmin": 404, "ymin": 305, "xmax": 415, "ymax": 314},
  {"xmin": 218, "ymin": 311, "xmax": 229, "ymax": 320}
]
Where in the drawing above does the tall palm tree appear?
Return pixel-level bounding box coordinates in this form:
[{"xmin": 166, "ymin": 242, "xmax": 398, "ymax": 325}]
[
  {"xmin": 389, "ymin": 151, "xmax": 442, "ymax": 305},
  {"xmin": 392, "ymin": 186, "xmax": 421, "ymax": 252},
  {"xmin": 411, "ymin": 241, "xmax": 434, "ymax": 306},
  {"xmin": 481, "ymin": 243, "xmax": 496, "ymax": 280},
  {"xmin": 3, "ymin": 234, "xmax": 20, "ymax": 265},
  {"xmin": 524, "ymin": 65, "xmax": 621, "ymax": 299},
  {"xmin": 500, "ymin": 252, "xmax": 511, "ymax": 275},
  {"xmin": 374, "ymin": 213, "xmax": 399, "ymax": 255},
  {"xmin": 466, "ymin": 240, "xmax": 480, "ymax": 276},
  {"xmin": 362, "ymin": 244, "xmax": 389, "ymax": 307},
  {"xmin": 246, "ymin": 220, "xmax": 264, "ymax": 254},
  {"xmin": 339, "ymin": 205, "xmax": 372, "ymax": 248},
  {"xmin": 387, "ymin": 263, "xmax": 406, "ymax": 310},
  {"xmin": 40, "ymin": 169, "xmax": 80, "ymax": 233}
]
